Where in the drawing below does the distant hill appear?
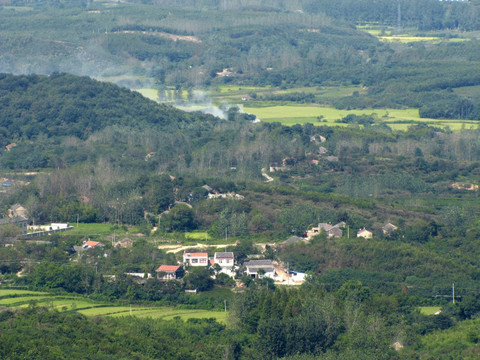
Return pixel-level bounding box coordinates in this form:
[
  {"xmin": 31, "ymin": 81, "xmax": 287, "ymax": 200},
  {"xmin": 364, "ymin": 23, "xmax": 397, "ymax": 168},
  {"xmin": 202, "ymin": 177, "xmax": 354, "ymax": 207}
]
[{"xmin": 0, "ymin": 73, "xmax": 216, "ymax": 145}]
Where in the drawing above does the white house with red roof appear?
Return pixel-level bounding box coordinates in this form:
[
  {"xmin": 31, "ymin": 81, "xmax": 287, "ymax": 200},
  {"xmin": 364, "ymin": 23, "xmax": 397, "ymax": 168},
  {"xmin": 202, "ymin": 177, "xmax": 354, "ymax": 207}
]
[
  {"xmin": 83, "ymin": 240, "xmax": 102, "ymax": 249},
  {"xmin": 183, "ymin": 252, "xmax": 208, "ymax": 266},
  {"xmin": 156, "ymin": 265, "xmax": 182, "ymax": 280}
]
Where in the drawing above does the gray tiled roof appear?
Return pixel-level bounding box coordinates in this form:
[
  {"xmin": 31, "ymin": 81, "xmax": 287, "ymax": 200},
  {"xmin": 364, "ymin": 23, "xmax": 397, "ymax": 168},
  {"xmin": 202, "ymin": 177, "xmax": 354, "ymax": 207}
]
[
  {"xmin": 244, "ymin": 259, "xmax": 273, "ymax": 267},
  {"xmin": 0, "ymin": 216, "xmax": 27, "ymax": 225},
  {"xmin": 215, "ymin": 252, "xmax": 234, "ymax": 258}
]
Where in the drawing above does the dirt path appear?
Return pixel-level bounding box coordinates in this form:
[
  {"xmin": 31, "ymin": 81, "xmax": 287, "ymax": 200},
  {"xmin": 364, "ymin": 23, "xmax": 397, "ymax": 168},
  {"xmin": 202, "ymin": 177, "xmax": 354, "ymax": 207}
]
[
  {"xmin": 261, "ymin": 168, "xmax": 274, "ymax": 182},
  {"xmin": 158, "ymin": 243, "xmax": 232, "ymax": 254}
]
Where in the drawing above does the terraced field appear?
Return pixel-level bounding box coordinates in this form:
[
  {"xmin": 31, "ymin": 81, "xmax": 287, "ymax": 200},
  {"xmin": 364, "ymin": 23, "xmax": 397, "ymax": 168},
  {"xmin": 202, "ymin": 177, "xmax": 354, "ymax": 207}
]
[{"xmin": 0, "ymin": 289, "xmax": 227, "ymax": 323}]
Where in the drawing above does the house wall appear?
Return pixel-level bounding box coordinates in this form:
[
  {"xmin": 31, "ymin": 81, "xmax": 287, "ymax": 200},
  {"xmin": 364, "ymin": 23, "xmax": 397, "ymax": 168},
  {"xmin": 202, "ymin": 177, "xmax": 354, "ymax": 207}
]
[
  {"xmin": 184, "ymin": 256, "xmax": 208, "ymax": 266},
  {"xmin": 215, "ymin": 258, "xmax": 233, "ymax": 267}
]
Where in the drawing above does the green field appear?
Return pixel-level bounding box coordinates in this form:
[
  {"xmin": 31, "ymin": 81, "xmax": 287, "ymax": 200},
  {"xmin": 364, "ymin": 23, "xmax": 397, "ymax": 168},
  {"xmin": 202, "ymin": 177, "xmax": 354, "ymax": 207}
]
[
  {"xmin": 134, "ymin": 85, "xmax": 480, "ymax": 131},
  {"xmin": 136, "ymin": 88, "xmax": 159, "ymax": 101},
  {"xmin": 419, "ymin": 306, "xmax": 442, "ymax": 315},
  {"xmin": 0, "ymin": 289, "xmax": 47, "ymax": 297},
  {"xmin": 62, "ymin": 223, "xmax": 126, "ymax": 237},
  {"xmin": 244, "ymin": 105, "xmax": 480, "ymax": 131},
  {"xmin": 0, "ymin": 289, "xmax": 227, "ymax": 323},
  {"xmin": 185, "ymin": 231, "xmax": 209, "ymax": 241}
]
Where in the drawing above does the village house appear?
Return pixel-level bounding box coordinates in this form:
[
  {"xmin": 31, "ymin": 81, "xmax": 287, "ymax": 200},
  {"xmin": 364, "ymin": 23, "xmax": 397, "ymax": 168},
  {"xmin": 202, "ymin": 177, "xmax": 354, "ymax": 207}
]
[
  {"xmin": 201, "ymin": 184, "xmax": 213, "ymax": 192},
  {"xmin": 213, "ymin": 252, "xmax": 235, "ymax": 275},
  {"xmin": 183, "ymin": 252, "xmax": 208, "ymax": 266},
  {"xmin": 156, "ymin": 265, "xmax": 183, "ymax": 280},
  {"xmin": 84, "ymin": 240, "xmax": 104, "ymax": 248},
  {"xmin": 269, "ymin": 162, "xmax": 284, "ymax": 172},
  {"xmin": 216, "ymin": 68, "xmax": 234, "ymax": 77},
  {"xmin": 8, "ymin": 204, "xmax": 27, "ymax": 218},
  {"xmin": 244, "ymin": 259, "xmax": 276, "ymax": 279},
  {"xmin": 0, "ymin": 216, "xmax": 28, "ymax": 234},
  {"xmin": 115, "ymin": 237, "xmax": 133, "ymax": 248},
  {"xmin": 306, "ymin": 222, "xmax": 344, "ymax": 239},
  {"xmin": 382, "ymin": 223, "xmax": 398, "ymax": 235},
  {"xmin": 5, "ymin": 143, "xmax": 17, "ymax": 151},
  {"xmin": 214, "ymin": 252, "xmax": 234, "ymax": 268},
  {"xmin": 318, "ymin": 146, "xmax": 328, "ymax": 155},
  {"xmin": 357, "ymin": 228, "xmax": 373, "ymax": 239},
  {"xmin": 73, "ymin": 240, "xmax": 104, "ymax": 253}
]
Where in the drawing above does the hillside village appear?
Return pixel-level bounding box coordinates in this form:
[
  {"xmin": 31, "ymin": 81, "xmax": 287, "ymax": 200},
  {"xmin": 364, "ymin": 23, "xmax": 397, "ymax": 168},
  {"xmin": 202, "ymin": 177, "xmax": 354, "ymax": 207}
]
[{"xmin": 0, "ymin": 201, "xmax": 404, "ymax": 290}]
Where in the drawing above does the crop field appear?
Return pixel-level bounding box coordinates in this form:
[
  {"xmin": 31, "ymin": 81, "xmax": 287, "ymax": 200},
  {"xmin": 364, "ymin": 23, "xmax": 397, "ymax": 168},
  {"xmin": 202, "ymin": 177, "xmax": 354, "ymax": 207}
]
[
  {"xmin": 244, "ymin": 105, "xmax": 480, "ymax": 131},
  {"xmin": 0, "ymin": 289, "xmax": 227, "ymax": 323},
  {"xmin": 185, "ymin": 231, "xmax": 209, "ymax": 241}
]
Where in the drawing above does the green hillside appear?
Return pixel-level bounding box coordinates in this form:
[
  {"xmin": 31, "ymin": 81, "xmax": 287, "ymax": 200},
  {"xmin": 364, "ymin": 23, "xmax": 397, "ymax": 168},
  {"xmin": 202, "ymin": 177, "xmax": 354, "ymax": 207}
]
[{"xmin": 0, "ymin": 73, "xmax": 216, "ymax": 143}]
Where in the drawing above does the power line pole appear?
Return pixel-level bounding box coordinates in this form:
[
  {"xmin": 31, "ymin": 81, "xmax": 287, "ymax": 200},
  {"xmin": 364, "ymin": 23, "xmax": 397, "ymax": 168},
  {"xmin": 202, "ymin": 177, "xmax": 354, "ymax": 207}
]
[{"xmin": 452, "ymin": 283, "xmax": 455, "ymax": 304}]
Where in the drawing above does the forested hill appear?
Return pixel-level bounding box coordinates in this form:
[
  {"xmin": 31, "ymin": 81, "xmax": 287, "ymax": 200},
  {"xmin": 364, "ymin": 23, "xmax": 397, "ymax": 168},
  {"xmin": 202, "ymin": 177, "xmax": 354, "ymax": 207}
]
[{"xmin": 0, "ymin": 73, "xmax": 216, "ymax": 144}]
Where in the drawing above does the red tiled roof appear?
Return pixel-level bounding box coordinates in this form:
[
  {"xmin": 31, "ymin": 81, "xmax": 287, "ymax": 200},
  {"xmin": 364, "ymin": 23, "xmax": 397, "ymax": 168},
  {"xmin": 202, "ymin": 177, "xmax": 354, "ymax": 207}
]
[
  {"xmin": 157, "ymin": 265, "xmax": 180, "ymax": 272},
  {"xmin": 184, "ymin": 252, "xmax": 208, "ymax": 257},
  {"xmin": 85, "ymin": 241, "xmax": 99, "ymax": 247}
]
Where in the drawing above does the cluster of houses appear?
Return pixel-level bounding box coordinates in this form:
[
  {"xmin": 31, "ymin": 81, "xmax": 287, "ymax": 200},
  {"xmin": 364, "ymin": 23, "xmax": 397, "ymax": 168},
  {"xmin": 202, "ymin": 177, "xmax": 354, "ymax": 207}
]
[
  {"xmin": 303, "ymin": 221, "xmax": 398, "ymax": 241},
  {"xmin": 154, "ymin": 251, "xmax": 305, "ymax": 284}
]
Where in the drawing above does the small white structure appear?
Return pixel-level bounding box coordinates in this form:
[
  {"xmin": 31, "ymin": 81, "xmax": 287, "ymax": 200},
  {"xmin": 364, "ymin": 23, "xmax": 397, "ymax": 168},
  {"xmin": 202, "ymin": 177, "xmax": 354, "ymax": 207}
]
[
  {"xmin": 207, "ymin": 192, "xmax": 244, "ymax": 200},
  {"xmin": 289, "ymin": 270, "xmax": 307, "ymax": 282},
  {"xmin": 183, "ymin": 252, "xmax": 208, "ymax": 266},
  {"xmin": 244, "ymin": 260, "xmax": 275, "ymax": 279},
  {"xmin": 126, "ymin": 272, "xmax": 153, "ymax": 279},
  {"xmin": 357, "ymin": 228, "xmax": 373, "ymax": 239},
  {"xmin": 51, "ymin": 223, "xmax": 70, "ymax": 230}
]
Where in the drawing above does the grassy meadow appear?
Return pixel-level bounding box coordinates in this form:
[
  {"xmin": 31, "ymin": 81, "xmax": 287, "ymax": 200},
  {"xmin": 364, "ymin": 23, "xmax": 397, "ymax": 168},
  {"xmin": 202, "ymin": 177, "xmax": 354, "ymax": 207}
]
[
  {"xmin": 59, "ymin": 223, "xmax": 127, "ymax": 240},
  {"xmin": 0, "ymin": 289, "xmax": 228, "ymax": 323}
]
